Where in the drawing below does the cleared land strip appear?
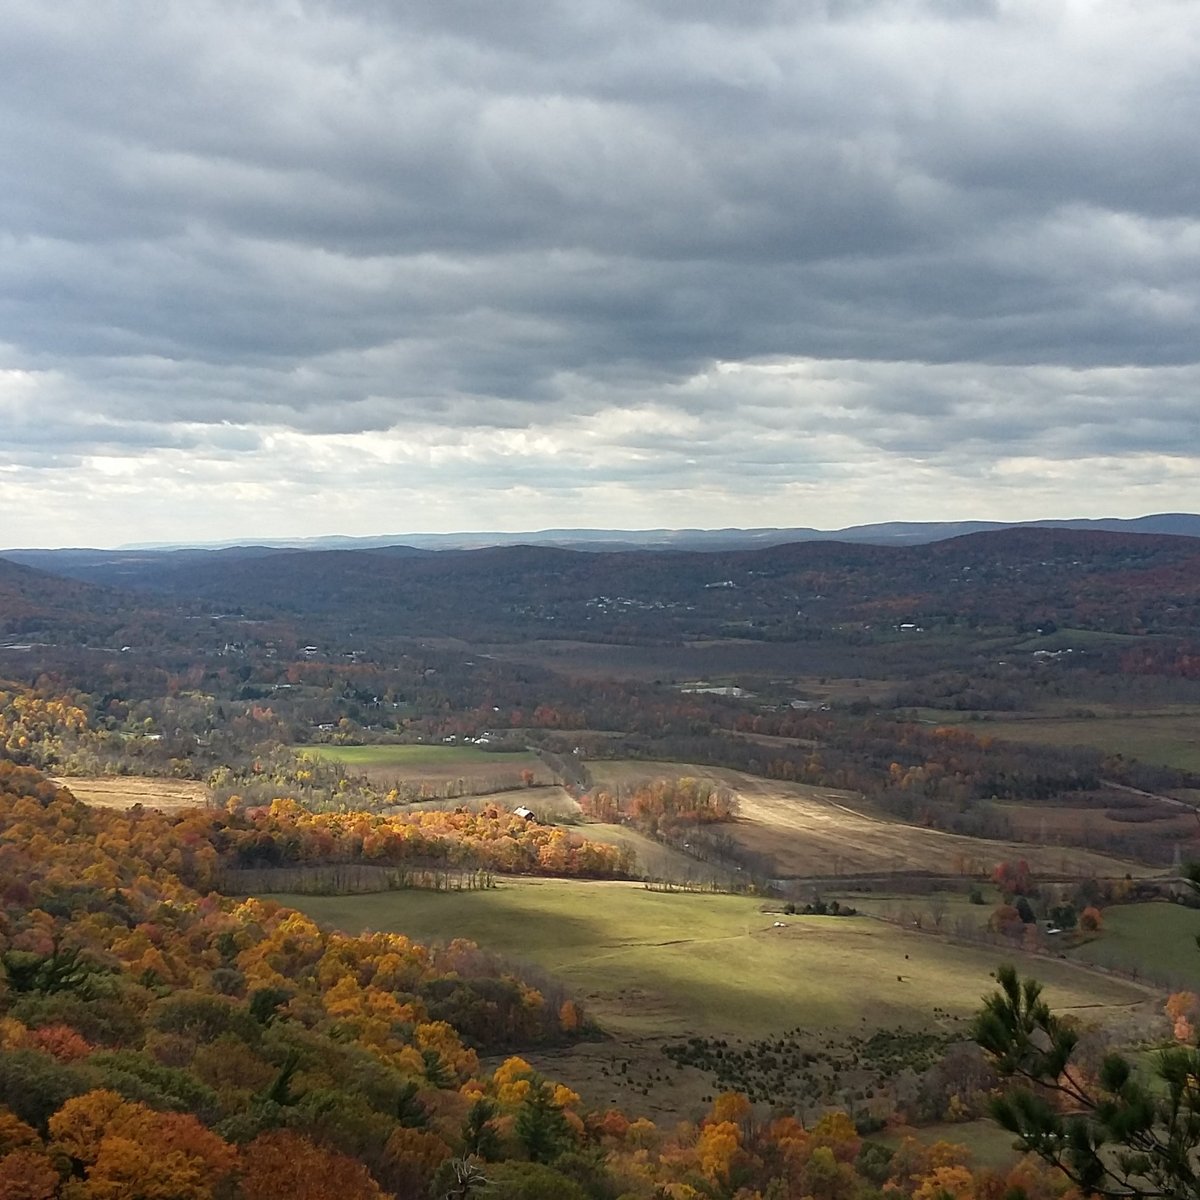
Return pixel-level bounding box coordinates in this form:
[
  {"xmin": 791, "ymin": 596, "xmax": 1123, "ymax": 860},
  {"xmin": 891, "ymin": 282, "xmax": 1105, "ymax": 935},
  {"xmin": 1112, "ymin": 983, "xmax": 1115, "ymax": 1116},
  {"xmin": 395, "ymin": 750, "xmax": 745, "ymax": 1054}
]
[
  {"xmin": 729, "ymin": 779, "xmax": 1151, "ymax": 880},
  {"xmin": 52, "ymin": 775, "xmax": 212, "ymax": 812},
  {"xmin": 587, "ymin": 760, "xmax": 1157, "ymax": 880}
]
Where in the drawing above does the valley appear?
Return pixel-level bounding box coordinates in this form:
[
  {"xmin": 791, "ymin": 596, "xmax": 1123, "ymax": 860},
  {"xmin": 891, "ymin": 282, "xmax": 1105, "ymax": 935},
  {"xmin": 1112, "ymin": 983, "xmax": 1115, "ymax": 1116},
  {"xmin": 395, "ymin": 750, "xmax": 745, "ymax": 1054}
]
[
  {"xmin": 2, "ymin": 525, "xmax": 1199, "ymax": 1198},
  {"xmin": 278, "ymin": 876, "xmax": 1157, "ymax": 1123}
]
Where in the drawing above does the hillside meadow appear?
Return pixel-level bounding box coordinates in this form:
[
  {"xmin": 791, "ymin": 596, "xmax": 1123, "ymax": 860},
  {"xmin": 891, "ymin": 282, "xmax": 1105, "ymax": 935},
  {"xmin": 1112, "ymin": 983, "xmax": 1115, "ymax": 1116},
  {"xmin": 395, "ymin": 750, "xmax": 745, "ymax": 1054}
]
[
  {"xmin": 278, "ymin": 878, "xmax": 1157, "ymax": 1118},
  {"xmin": 301, "ymin": 743, "xmax": 526, "ymax": 767},
  {"xmin": 1066, "ymin": 901, "xmax": 1200, "ymax": 989},
  {"xmin": 279, "ymin": 878, "xmax": 1153, "ymax": 1040},
  {"xmin": 925, "ymin": 708, "xmax": 1200, "ymax": 774},
  {"xmin": 300, "ymin": 741, "xmax": 541, "ymax": 771},
  {"xmin": 298, "ymin": 741, "xmax": 552, "ymax": 790}
]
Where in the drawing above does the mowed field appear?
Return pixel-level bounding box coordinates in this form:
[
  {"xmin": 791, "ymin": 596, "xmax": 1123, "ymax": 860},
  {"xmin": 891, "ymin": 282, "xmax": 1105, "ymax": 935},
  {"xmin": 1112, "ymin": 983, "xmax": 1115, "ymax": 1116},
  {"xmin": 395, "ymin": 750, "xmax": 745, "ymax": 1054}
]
[
  {"xmin": 573, "ymin": 822, "xmax": 745, "ymax": 885},
  {"xmin": 298, "ymin": 743, "xmax": 552, "ymax": 788},
  {"xmin": 586, "ymin": 761, "xmax": 1155, "ymax": 880},
  {"xmin": 478, "ymin": 638, "xmax": 898, "ymax": 689},
  {"xmin": 282, "ymin": 879, "xmax": 1151, "ymax": 1040},
  {"xmin": 54, "ymin": 775, "xmax": 213, "ymax": 812},
  {"xmin": 930, "ymin": 710, "xmax": 1200, "ymax": 774},
  {"xmin": 400, "ymin": 784, "xmax": 579, "ymax": 817},
  {"xmin": 1068, "ymin": 902, "xmax": 1200, "ymax": 989},
  {"xmin": 996, "ymin": 798, "xmax": 1200, "ymax": 854},
  {"xmin": 281, "ymin": 878, "xmax": 1156, "ymax": 1119}
]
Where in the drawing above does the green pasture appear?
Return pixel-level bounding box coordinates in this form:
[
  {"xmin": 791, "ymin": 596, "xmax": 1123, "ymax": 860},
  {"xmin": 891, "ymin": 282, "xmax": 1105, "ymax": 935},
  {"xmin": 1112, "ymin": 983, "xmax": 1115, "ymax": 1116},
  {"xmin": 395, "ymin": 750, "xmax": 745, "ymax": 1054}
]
[
  {"xmin": 573, "ymin": 822, "xmax": 743, "ymax": 887},
  {"xmin": 298, "ymin": 743, "xmax": 535, "ymax": 768},
  {"xmin": 877, "ymin": 1120, "xmax": 1022, "ymax": 1170},
  {"xmin": 1068, "ymin": 902, "xmax": 1200, "ymax": 989},
  {"xmin": 1011, "ymin": 628, "xmax": 1144, "ymax": 651},
  {"xmin": 920, "ymin": 711, "xmax": 1200, "ymax": 774},
  {"xmin": 838, "ymin": 889, "xmax": 996, "ymax": 927},
  {"xmin": 278, "ymin": 879, "xmax": 1151, "ymax": 1042}
]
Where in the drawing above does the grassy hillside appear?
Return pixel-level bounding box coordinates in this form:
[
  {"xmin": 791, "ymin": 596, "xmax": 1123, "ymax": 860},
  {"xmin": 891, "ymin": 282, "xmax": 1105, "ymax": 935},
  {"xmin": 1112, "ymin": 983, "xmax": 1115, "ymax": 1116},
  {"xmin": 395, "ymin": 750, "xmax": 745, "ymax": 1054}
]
[
  {"xmin": 300, "ymin": 743, "xmax": 534, "ymax": 768},
  {"xmin": 279, "ymin": 878, "xmax": 1152, "ymax": 1041},
  {"xmin": 960, "ymin": 712, "xmax": 1200, "ymax": 774},
  {"xmin": 298, "ymin": 742, "xmax": 549, "ymax": 791},
  {"xmin": 1068, "ymin": 902, "xmax": 1200, "ymax": 989}
]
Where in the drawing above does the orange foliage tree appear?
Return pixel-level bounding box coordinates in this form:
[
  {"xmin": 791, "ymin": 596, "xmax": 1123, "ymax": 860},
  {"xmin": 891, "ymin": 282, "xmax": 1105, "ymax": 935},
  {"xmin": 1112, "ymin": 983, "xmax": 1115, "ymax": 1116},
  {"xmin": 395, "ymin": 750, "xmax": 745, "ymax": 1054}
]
[{"xmin": 239, "ymin": 1130, "xmax": 384, "ymax": 1200}]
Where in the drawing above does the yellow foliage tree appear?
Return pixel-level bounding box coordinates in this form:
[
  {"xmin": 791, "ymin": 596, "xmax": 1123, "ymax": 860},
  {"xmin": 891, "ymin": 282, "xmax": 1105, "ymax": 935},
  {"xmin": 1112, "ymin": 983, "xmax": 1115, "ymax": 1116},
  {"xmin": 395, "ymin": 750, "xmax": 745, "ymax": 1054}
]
[
  {"xmin": 810, "ymin": 1110, "xmax": 860, "ymax": 1161},
  {"xmin": 709, "ymin": 1091, "xmax": 751, "ymax": 1127},
  {"xmin": 913, "ymin": 1164, "xmax": 976, "ymax": 1200},
  {"xmin": 414, "ymin": 1020, "xmax": 479, "ymax": 1081},
  {"xmin": 493, "ymin": 1056, "xmax": 536, "ymax": 1106},
  {"xmin": 0, "ymin": 1106, "xmax": 41, "ymax": 1155},
  {"xmin": 558, "ymin": 999, "xmax": 582, "ymax": 1033},
  {"xmin": 696, "ymin": 1119, "xmax": 741, "ymax": 1184},
  {"xmin": 48, "ymin": 1089, "xmax": 237, "ymax": 1199},
  {"xmin": 49, "ymin": 1090, "xmax": 126, "ymax": 1166}
]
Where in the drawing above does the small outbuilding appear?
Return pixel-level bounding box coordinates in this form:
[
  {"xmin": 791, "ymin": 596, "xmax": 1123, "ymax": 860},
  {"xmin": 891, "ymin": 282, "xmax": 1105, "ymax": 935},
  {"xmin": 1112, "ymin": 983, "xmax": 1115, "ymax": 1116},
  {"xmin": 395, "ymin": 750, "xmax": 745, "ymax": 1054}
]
[{"xmin": 513, "ymin": 806, "xmax": 536, "ymax": 822}]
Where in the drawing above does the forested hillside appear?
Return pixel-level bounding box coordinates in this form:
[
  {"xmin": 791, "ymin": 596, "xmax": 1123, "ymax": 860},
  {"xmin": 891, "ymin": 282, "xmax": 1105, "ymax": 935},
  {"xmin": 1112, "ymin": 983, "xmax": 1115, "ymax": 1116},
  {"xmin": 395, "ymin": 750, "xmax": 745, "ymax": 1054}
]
[
  {"xmin": 0, "ymin": 761, "xmax": 1090, "ymax": 1199},
  {"xmin": 7, "ymin": 528, "xmax": 1200, "ymax": 642}
]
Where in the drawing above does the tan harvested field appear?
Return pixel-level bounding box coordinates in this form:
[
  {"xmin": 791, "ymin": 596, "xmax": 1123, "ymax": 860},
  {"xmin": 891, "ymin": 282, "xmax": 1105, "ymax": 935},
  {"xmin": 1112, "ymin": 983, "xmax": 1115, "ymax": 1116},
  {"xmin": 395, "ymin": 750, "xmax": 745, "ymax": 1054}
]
[
  {"xmin": 300, "ymin": 743, "xmax": 552, "ymax": 791},
  {"xmin": 787, "ymin": 677, "xmax": 899, "ymax": 704},
  {"xmin": 56, "ymin": 775, "xmax": 213, "ymax": 812},
  {"xmin": 362, "ymin": 760, "xmax": 554, "ymax": 788},
  {"xmin": 400, "ymin": 785, "xmax": 580, "ymax": 816},
  {"xmin": 587, "ymin": 760, "xmax": 1157, "ymax": 880},
  {"xmin": 729, "ymin": 729, "xmax": 819, "ymax": 750}
]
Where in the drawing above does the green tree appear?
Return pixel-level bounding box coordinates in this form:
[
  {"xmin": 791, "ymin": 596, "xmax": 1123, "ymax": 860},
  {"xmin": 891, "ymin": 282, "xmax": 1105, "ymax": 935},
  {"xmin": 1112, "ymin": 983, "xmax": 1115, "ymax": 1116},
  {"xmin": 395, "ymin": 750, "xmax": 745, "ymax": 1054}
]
[
  {"xmin": 461, "ymin": 1097, "xmax": 501, "ymax": 1161},
  {"xmin": 976, "ymin": 963, "xmax": 1200, "ymax": 1199},
  {"xmin": 513, "ymin": 1082, "xmax": 571, "ymax": 1164},
  {"xmin": 395, "ymin": 1079, "xmax": 430, "ymax": 1128},
  {"xmin": 430, "ymin": 1157, "xmax": 489, "ymax": 1199},
  {"xmin": 484, "ymin": 1160, "xmax": 588, "ymax": 1200},
  {"xmin": 422, "ymin": 1046, "xmax": 454, "ymax": 1088},
  {"xmin": 0, "ymin": 1048, "xmax": 91, "ymax": 1132}
]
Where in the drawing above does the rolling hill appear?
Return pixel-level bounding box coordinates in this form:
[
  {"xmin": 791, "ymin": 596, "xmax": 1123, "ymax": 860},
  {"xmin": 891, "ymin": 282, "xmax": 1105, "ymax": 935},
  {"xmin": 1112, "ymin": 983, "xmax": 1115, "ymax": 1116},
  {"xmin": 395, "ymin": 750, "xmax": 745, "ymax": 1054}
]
[{"xmin": 4, "ymin": 526, "xmax": 1198, "ymax": 644}]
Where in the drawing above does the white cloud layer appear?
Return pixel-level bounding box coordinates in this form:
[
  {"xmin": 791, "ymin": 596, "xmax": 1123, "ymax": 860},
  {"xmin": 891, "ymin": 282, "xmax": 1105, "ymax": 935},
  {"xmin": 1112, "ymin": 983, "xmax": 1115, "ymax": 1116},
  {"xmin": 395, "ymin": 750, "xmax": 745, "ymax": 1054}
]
[{"xmin": 1, "ymin": 0, "xmax": 1198, "ymax": 545}]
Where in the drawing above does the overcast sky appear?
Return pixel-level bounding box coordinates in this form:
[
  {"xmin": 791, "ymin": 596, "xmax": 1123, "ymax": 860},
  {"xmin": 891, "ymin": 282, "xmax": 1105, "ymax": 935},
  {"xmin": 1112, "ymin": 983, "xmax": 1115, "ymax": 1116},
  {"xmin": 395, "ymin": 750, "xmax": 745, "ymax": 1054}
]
[{"xmin": 2, "ymin": 0, "xmax": 1198, "ymax": 547}]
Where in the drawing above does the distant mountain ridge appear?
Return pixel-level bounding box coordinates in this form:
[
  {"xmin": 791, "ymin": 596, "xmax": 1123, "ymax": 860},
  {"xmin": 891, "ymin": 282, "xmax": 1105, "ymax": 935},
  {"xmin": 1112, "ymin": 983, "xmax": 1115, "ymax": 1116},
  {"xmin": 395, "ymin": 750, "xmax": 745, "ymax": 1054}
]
[
  {"xmin": 0, "ymin": 554, "xmax": 133, "ymax": 641},
  {"xmin": 4, "ymin": 523, "xmax": 1195, "ymax": 643},
  {"xmin": 3, "ymin": 524, "xmax": 1200, "ymax": 645},
  {"xmin": 17, "ymin": 511, "xmax": 1198, "ymax": 557}
]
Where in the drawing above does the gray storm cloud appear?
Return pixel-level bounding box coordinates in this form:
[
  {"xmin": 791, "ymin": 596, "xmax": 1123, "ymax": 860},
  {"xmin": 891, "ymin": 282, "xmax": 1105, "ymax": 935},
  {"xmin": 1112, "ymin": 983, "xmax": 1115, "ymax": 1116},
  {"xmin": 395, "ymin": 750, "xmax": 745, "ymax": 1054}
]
[{"xmin": 0, "ymin": 0, "xmax": 1197, "ymax": 544}]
